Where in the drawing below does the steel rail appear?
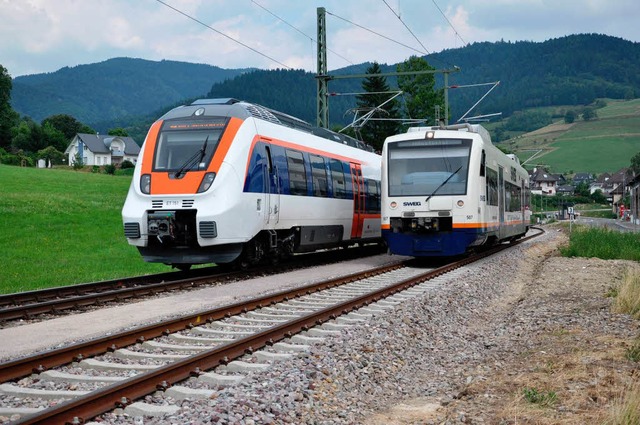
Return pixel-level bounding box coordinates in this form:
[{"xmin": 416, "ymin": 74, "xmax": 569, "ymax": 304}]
[
  {"xmin": 13, "ymin": 230, "xmax": 544, "ymax": 425},
  {"xmin": 0, "ymin": 245, "xmax": 385, "ymax": 322},
  {"xmin": 0, "ymin": 263, "xmax": 403, "ymax": 383}
]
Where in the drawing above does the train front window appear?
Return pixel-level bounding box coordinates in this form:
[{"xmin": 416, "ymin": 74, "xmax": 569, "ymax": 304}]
[
  {"xmin": 387, "ymin": 138, "xmax": 472, "ymax": 197},
  {"xmin": 153, "ymin": 119, "xmax": 227, "ymax": 172}
]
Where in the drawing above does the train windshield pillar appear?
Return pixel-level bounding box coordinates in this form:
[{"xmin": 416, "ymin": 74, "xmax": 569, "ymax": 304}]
[{"xmin": 387, "ymin": 139, "xmax": 472, "ymax": 197}]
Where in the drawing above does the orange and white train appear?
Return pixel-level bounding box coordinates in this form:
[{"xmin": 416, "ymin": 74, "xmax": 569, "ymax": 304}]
[
  {"xmin": 381, "ymin": 123, "xmax": 530, "ymax": 257},
  {"xmin": 122, "ymin": 98, "xmax": 381, "ymax": 269}
]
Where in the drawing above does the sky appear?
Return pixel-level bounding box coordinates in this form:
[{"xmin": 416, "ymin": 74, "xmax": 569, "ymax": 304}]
[{"xmin": 1, "ymin": 0, "xmax": 639, "ymax": 78}]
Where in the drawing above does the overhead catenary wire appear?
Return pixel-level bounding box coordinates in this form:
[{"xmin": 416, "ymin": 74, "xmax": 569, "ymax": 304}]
[
  {"xmin": 155, "ymin": 0, "xmax": 292, "ymax": 70},
  {"xmin": 325, "ymin": 10, "xmax": 428, "ymax": 56},
  {"xmin": 381, "ymin": 0, "xmax": 431, "ymax": 55},
  {"xmin": 431, "ymin": 0, "xmax": 468, "ymax": 46},
  {"xmin": 250, "ymin": 0, "xmax": 354, "ymax": 66}
]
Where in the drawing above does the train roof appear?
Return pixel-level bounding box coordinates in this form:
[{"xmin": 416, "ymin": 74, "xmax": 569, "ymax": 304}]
[
  {"xmin": 405, "ymin": 123, "xmax": 492, "ymax": 144},
  {"xmin": 161, "ymin": 98, "xmax": 375, "ymax": 153}
]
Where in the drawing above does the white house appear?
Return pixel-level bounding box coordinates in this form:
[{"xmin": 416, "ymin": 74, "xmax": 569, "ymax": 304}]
[{"xmin": 64, "ymin": 133, "xmax": 140, "ymax": 167}]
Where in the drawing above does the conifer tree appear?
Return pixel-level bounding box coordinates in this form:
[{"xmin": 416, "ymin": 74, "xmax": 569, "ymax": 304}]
[{"xmin": 355, "ymin": 62, "xmax": 400, "ymax": 151}]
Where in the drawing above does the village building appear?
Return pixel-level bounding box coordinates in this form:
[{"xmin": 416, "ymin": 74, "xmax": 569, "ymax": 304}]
[
  {"xmin": 529, "ymin": 168, "xmax": 558, "ymax": 195},
  {"xmin": 64, "ymin": 133, "xmax": 140, "ymax": 167}
]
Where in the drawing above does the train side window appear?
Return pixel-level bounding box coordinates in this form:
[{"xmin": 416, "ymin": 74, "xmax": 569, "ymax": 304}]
[
  {"xmin": 309, "ymin": 154, "xmax": 328, "ymax": 197},
  {"xmin": 486, "ymin": 168, "xmax": 499, "ymax": 206},
  {"xmin": 265, "ymin": 145, "xmax": 273, "ymax": 173},
  {"xmin": 506, "ymin": 182, "xmax": 521, "ymax": 211},
  {"xmin": 480, "ymin": 150, "xmax": 486, "ymax": 177},
  {"xmin": 285, "ymin": 149, "xmax": 307, "ymax": 196},
  {"xmin": 330, "ymin": 159, "xmax": 346, "ymax": 198},
  {"xmin": 365, "ymin": 179, "xmax": 380, "ymax": 213}
]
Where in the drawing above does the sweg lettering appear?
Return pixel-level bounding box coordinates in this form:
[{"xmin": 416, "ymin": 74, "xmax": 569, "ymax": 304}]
[{"xmin": 403, "ymin": 201, "xmax": 421, "ymax": 206}]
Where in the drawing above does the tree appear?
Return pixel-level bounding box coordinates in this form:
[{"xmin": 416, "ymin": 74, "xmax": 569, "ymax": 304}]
[
  {"xmin": 0, "ymin": 65, "xmax": 19, "ymax": 149},
  {"xmin": 108, "ymin": 127, "xmax": 129, "ymax": 137},
  {"xmin": 72, "ymin": 152, "xmax": 84, "ymax": 170},
  {"xmin": 42, "ymin": 114, "xmax": 93, "ymax": 140},
  {"xmin": 630, "ymin": 151, "xmax": 640, "ymax": 174},
  {"xmin": 11, "ymin": 118, "xmax": 46, "ymax": 153},
  {"xmin": 42, "ymin": 122, "xmax": 68, "ymax": 152},
  {"xmin": 37, "ymin": 146, "xmax": 64, "ymax": 167},
  {"xmin": 582, "ymin": 107, "xmax": 597, "ymax": 121},
  {"xmin": 564, "ymin": 110, "xmax": 576, "ymax": 123},
  {"xmin": 396, "ymin": 56, "xmax": 444, "ymax": 125},
  {"xmin": 355, "ymin": 62, "xmax": 400, "ymax": 151}
]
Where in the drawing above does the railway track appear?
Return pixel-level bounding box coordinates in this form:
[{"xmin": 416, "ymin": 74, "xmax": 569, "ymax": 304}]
[
  {"xmin": 0, "ymin": 229, "xmax": 542, "ymax": 424},
  {"xmin": 0, "ymin": 244, "xmax": 384, "ymax": 324}
]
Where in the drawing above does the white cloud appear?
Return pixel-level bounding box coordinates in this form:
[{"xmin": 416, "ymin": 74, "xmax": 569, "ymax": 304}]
[{"xmin": 0, "ymin": 0, "xmax": 638, "ymax": 77}]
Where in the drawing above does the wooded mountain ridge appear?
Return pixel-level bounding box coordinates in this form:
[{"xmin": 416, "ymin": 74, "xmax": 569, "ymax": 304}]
[{"xmin": 9, "ymin": 34, "xmax": 640, "ymax": 141}]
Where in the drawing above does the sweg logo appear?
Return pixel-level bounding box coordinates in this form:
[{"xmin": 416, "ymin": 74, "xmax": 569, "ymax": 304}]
[{"xmin": 403, "ymin": 201, "xmax": 421, "ymax": 206}]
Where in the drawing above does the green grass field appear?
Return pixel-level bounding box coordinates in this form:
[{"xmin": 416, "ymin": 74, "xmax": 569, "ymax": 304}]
[
  {"xmin": 560, "ymin": 226, "xmax": 640, "ymax": 261},
  {"xmin": 507, "ymin": 99, "xmax": 640, "ymax": 174},
  {"xmin": 0, "ymin": 165, "xmax": 166, "ymax": 293}
]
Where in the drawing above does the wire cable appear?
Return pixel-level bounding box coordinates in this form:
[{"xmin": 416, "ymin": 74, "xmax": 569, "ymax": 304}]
[
  {"xmin": 381, "ymin": 0, "xmax": 431, "ymax": 55},
  {"xmin": 430, "ymin": 0, "xmax": 468, "ymax": 46},
  {"xmin": 325, "ymin": 10, "xmax": 427, "ymax": 56},
  {"xmin": 155, "ymin": 0, "xmax": 292, "ymax": 69},
  {"xmin": 250, "ymin": 0, "xmax": 354, "ymax": 66}
]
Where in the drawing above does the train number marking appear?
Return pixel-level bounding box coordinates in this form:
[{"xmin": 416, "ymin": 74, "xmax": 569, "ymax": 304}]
[{"xmin": 165, "ymin": 200, "xmax": 180, "ymax": 207}]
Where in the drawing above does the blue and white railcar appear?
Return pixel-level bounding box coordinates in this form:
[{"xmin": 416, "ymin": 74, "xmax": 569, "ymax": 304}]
[
  {"xmin": 122, "ymin": 99, "xmax": 382, "ymax": 269},
  {"xmin": 381, "ymin": 123, "xmax": 530, "ymax": 257}
]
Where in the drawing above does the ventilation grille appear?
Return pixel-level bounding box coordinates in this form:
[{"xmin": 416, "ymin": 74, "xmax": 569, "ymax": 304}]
[
  {"xmin": 245, "ymin": 104, "xmax": 281, "ymax": 124},
  {"xmin": 124, "ymin": 222, "xmax": 141, "ymax": 239},
  {"xmin": 199, "ymin": 221, "xmax": 217, "ymax": 238},
  {"xmin": 151, "ymin": 199, "xmax": 195, "ymax": 209}
]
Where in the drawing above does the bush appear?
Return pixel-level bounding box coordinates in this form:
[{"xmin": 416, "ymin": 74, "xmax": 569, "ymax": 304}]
[
  {"xmin": 104, "ymin": 164, "xmax": 116, "ymax": 175},
  {"xmin": 91, "ymin": 165, "xmax": 100, "ymax": 173},
  {"xmin": 120, "ymin": 160, "xmax": 135, "ymax": 169}
]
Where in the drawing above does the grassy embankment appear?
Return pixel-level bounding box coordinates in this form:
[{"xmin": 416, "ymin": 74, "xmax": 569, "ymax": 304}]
[
  {"xmin": 0, "ymin": 164, "xmax": 166, "ymax": 293},
  {"xmin": 561, "ymin": 225, "xmax": 640, "ymax": 423},
  {"xmin": 499, "ymin": 98, "xmax": 640, "ymax": 175}
]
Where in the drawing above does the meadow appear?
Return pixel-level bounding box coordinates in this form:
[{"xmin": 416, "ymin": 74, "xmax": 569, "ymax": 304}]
[
  {"xmin": 509, "ymin": 99, "xmax": 640, "ymax": 174},
  {"xmin": 0, "ymin": 165, "xmax": 166, "ymax": 293}
]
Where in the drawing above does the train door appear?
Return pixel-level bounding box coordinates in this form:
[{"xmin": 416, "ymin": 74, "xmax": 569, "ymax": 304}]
[
  {"xmin": 498, "ymin": 167, "xmax": 505, "ymax": 235},
  {"xmin": 264, "ymin": 145, "xmax": 280, "ymax": 225},
  {"xmin": 350, "ymin": 163, "xmax": 365, "ymax": 238}
]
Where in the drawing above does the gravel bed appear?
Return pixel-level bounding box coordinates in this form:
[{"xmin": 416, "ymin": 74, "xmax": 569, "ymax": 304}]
[{"xmin": 87, "ymin": 232, "xmax": 559, "ymax": 424}]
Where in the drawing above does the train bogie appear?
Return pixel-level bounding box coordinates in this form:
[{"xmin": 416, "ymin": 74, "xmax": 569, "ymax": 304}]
[{"xmin": 381, "ymin": 124, "xmax": 530, "ymax": 257}]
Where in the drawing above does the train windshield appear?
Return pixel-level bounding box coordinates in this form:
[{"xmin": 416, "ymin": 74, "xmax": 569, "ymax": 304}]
[
  {"xmin": 387, "ymin": 138, "xmax": 472, "ymax": 197},
  {"xmin": 153, "ymin": 118, "xmax": 228, "ymax": 173}
]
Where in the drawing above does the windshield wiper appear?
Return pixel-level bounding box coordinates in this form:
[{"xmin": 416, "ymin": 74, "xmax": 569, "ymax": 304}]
[
  {"xmin": 173, "ymin": 136, "xmax": 209, "ymax": 178},
  {"xmin": 424, "ymin": 165, "xmax": 462, "ymax": 205}
]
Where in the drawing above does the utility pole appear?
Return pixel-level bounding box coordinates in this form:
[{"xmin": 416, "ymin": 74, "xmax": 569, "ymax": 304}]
[
  {"xmin": 316, "ymin": 7, "xmax": 329, "ymax": 128},
  {"xmin": 315, "ymin": 8, "xmax": 458, "ymax": 128}
]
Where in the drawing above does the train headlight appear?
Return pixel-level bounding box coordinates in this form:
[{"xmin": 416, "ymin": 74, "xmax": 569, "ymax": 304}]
[
  {"xmin": 140, "ymin": 174, "xmax": 151, "ymax": 194},
  {"xmin": 390, "ymin": 201, "xmax": 397, "ymax": 209},
  {"xmin": 456, "ymin": 200, "xmax": 464, "ymax": 207},
  {"xmin": 197, "ymin": 172, "xmax": 216, "ymax": 193}
]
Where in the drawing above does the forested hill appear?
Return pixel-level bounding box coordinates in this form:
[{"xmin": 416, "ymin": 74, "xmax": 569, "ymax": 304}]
[
  {"xmin": 8, "ymin": 34, "xmax": 640, "ymax": 131},
  {"xmin": 10, "ymin": 57, "xmax": 251, "ymax": 124},
  {"xmin": 207, "ymin": 34, "xmax": 640, "ymax": 125},
  {"xmin": 433, "ymin": 34, "xmax": 640, "ymax": 120}
]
